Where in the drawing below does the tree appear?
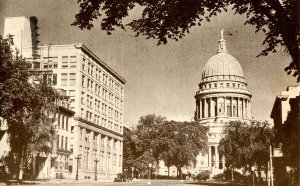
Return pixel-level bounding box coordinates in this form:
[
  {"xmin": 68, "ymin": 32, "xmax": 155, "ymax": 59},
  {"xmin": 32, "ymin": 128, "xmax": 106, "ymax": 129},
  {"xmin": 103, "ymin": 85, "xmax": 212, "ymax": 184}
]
[
  {"xmin": 0, "ymin": 35, "xmax": 58, "ymax": 180},
  {"xmin": 122, "ymin": 114, "xmax": 207, "ymax": 178},
  {"xmin": 72, "ymin": 0, "xmax": 300, "ymax": 81},
  {"xmin": 218, "ymin": 120, "xmax": 274, "ymax": 183},
  {"xmin": 123, "ymin": 126, "xmax": 137, "ymax": 175}
]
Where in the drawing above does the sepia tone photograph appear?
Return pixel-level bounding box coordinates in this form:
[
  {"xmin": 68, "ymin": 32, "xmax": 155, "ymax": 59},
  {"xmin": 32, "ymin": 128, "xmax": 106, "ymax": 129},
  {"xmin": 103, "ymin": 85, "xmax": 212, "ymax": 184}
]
[{"xmin": 0, "ymin": 0, "xmax": 299, "ymax": 186}]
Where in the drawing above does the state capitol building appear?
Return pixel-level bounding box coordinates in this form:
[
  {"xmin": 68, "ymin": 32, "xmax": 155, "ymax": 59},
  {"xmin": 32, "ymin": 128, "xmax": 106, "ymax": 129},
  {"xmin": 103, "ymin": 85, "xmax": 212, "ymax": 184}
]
[{"xmin": 193, "ymin": 30, "xmax": 252, "ymax": 175}]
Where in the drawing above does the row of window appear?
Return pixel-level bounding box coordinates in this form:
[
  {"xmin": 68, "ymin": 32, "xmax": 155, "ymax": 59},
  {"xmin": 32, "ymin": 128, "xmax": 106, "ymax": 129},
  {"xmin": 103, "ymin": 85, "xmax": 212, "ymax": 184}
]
[
  {"xmin": 201, "ymin": 82, "xmax": 245, "ymax": 90},
  {"xmin": 56, "ymin": 135, "xmax": 69, "ymax": 150},
  {"xmin": 79, "ymin": 128, "xmax": 122, "ymax": 149},
  {"xmin": 30, "ymin": 56, "xmax": 77, "ymax": 70},
  {"xmin": 81, "ymin": 80, "xmax": 124, "ymax": 109},
  {"xmin": 56, "ymin": 114, "xmax": 70, "ymax": 131},
  {"xmin": 82, "ymin": 57, "xmax": 123, "ymax": 96},
  {"xmin": 81, "ymin": 108, "xmax": 122, "ymax": 133},
  {"xmin": 78, "ymin": 145, "xmax": 122, "ymax": 170}
]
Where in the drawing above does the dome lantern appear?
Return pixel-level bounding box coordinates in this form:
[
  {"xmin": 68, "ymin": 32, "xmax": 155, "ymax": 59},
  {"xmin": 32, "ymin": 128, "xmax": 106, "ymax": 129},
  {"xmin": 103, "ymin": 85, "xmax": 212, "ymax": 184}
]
[{"xmin": 217, "ymin": 29, "xmax": 227, "ymax": 53}]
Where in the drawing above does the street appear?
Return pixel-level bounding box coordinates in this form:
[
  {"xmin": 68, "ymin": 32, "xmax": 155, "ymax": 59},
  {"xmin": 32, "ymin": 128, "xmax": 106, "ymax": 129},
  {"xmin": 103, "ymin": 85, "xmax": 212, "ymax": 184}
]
[{"xmin": 20, "ymin": 179, "xmax": 243, "ymax": 186}]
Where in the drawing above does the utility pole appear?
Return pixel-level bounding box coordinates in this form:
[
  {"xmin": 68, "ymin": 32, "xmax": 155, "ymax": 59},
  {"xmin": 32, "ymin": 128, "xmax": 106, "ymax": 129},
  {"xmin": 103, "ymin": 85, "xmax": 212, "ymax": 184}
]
[
  {"xmin": 75, "ymin": 155, "xmax": 81, "ymax": 180},
  {"xmin": 269, "ymin": 145, "xmax": 273, "ymax": 186},
  {"xmin": 147, "ymin": 163, "xmax": 152, "ymax": 185},
  {"xmin": 94, "ymin": 158, "xmax": 99, "ymax": 181}
]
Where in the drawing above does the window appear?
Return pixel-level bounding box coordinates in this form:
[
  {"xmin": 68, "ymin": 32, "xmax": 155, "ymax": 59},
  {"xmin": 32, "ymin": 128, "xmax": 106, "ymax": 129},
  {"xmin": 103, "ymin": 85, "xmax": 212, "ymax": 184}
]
[
  {"xmin": 81, "ymin": 92, "xmax": 85, "ymax": 105},
  {"xmin": 233, "ymin": 83, "xmax": 235, "ymax": 88},
  {"xmin": 53, "ymin": 62, "xmax": 58, "ymax": 69},
  {"xmin": 82, "ymin": 75, "xmax": 85, "ymax": 88},
  {"xmin": 69, "ymin": 90, "xmax": 75, "ymax": 97},
  {"xmin": 33, "ymin": 62, "xmax": 40, "ymax": 69},
  {"xmin": 214, "ymin": 83, "xmax": 217, "ymax": 88},
  {"xmin": 57, "ymin": 135, "xmax": 60, "ymax": 149},
  {"xmin": 58, "ymin": 114, "xmax": 61, "ymax": 128},
  {"xmin": 88, "ymin": 62, "xmax": 91, "ymax": 74},
  {"xmin": 91, "ymin": 65, "xmax": 94, "ymax": 76},
  {"xmin": 82, "ymin": 58, "xmax": 85, "ymax": 70},
  {"xmin": 62, "ymin": 56, "xmax": 68, "ymax": 68},
  {"xmin": 66, "ymin": 118, "xmax": 68, "ymax": 131},
  {"xmin": 220, "ymin": 83, "xmax": 223, "ymax": 87},
  {"xmin": 87, "ymin": 95, "xmax": 90, "ymax": 107},
  {"xmin": 52, "ymin": 73, "xmax": 57, "ymax": 86},
  {"xmin": 61, "ymin": 136, "xmax": 64, "ymax": 149},
  {"xmin": 61, "ymin": 73, "xmax": 67, "ymax": 86},
  {"xmin": 81, "ymin": 108, "xmax": 84, "ymax": 118},
  {"xmin": 65, "ymin": 137, "xmax": 68, "ymax": 150},
  {"xmin": 226, "ymin": 83, "xmax": 230, "ymax": 87},
  {"xmin": 69, "ymin": 73, "xmax": 76, "ymax": 86},
  {"xmin": 70, "ymin": 56, "xmax": 77, "ymax": 68},
  {"xmin": 87, "ymin": 79, "xmax": 90, "ymax": 91},
  {"xmin": 62, "ymin": 115, "xmax": 65, "ymax": 129}
]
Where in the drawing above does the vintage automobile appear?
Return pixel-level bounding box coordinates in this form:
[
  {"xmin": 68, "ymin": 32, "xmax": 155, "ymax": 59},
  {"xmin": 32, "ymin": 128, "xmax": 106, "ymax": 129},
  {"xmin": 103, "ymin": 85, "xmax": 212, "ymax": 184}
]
[{"xmin": 114, "ymin": 173, "xmax": 132, "ymax": 182}]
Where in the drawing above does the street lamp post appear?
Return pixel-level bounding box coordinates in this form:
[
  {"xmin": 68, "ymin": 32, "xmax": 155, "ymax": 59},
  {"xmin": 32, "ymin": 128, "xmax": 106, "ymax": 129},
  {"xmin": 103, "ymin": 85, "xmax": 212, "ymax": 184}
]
[
  {"xmin": 75, "ymin": 155, "xmax": 81, "ymax": 180},
  {"xmin": 147, "ymin": 163, "xmax": 152, "ymax": 185},
  {"xmin": 94, "ymin": 158, "xmax": 99, "ymax": 181}
]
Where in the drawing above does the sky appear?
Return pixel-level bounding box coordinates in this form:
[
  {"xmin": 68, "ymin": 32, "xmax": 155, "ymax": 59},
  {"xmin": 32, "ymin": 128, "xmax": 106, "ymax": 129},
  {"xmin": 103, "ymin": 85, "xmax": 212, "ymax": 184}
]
[{"xmin": 0, "ymin": 0, "xmax": 298, "ymax": 127}]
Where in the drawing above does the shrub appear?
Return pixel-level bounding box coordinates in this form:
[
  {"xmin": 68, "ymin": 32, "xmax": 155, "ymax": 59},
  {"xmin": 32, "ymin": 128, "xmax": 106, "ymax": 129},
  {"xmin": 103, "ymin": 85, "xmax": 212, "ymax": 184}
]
[{"xmin": 196, "ymin": 170, "xmax": 211, "ymax": 181}]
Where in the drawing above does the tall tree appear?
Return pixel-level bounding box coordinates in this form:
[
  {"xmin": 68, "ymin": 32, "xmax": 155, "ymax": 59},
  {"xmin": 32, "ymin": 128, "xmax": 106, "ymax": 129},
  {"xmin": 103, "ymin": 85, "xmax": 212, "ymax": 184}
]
[
  {"xmin": 0, "ymin": 35, "xmax": 58, "ymax": 180},
  {"xmin": 72, "ymin": 0, "xmax": 300, "ymax": 81},
  {"xmin": 218, "ymin": 120, "xmax": 274, "ymax": 183}
]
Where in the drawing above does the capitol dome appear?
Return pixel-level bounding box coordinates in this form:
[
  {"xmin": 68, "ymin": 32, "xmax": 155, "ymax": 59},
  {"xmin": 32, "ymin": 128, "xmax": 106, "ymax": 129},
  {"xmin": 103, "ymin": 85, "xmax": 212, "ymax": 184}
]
[
  {"xmin": 199, "ymin": 30, "xmax": 247, "ymax": 84},
  {"xmin": 202, "ymin": 52, "xmax": 244, "ymax": 79}
]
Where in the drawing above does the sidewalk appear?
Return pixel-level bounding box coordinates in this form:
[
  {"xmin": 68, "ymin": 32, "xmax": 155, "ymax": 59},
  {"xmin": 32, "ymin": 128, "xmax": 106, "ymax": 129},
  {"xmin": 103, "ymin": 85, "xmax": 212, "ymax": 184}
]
[{"xmin": 2, "ymin": 178, "xmax": 147, "ymax": 185}]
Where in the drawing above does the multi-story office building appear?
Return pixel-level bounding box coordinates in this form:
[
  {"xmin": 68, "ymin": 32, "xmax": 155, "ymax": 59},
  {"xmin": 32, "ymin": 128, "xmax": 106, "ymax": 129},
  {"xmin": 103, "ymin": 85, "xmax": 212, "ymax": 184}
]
[{"xmin": 4, "ymin": 16, "xmax": 126, "ymax": 181}]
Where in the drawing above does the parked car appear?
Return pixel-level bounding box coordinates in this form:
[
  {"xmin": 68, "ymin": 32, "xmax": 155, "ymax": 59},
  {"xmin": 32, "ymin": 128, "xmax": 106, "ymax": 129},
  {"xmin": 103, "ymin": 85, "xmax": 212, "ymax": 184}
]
[{"xmin": 114, "ymin": 173, "xmax": 132, "ymax": 182}]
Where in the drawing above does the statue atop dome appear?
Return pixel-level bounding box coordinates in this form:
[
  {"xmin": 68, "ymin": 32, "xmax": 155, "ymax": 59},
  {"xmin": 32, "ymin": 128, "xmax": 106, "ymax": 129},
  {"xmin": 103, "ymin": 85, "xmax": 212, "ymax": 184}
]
[{"xmin": 217, "ymin": 29, "xmax": 227, "ymax": 53}]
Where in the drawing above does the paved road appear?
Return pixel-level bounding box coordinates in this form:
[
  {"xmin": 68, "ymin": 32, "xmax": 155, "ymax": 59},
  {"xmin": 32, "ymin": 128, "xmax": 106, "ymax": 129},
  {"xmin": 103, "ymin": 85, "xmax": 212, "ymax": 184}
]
[{"xmin": 20, "ymin": 179, "xmax": 243, "ymax": 186}]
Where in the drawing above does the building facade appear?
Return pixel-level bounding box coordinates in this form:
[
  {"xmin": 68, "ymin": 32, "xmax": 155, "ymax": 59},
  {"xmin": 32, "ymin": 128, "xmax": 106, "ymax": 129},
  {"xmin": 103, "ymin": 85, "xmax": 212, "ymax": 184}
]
[
  {"xmin": 270, "ymin": 85, "xmax": 300, "ymax": 183},
  {"xmin": 4, "ymin": 17, "xmax": 126, "ymax": 181},
  {"xmin": 193, "ymin": 30, "xmax": 252, "ymax": 175}
]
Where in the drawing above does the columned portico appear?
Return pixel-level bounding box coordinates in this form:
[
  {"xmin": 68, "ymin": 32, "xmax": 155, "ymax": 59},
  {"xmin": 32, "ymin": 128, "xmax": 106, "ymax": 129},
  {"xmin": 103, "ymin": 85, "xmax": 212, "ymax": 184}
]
[{"xmin": 193, "ymin": 30, "xmax": 252, "ymax": 176}]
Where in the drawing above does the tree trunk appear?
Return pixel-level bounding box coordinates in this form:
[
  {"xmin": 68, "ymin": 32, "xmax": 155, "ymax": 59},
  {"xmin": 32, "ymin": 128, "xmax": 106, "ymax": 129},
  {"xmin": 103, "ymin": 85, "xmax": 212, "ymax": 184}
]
[
  {"xmin": 231, "ymin": 166, "xmax": 234, "ymax": 181},
  {"xmin": 18, "ymin": 148, "xmax": 25, "ymax": 182},
  {"xmin": 257, "ymin": 165, "xmax": 262, "ymax": 183},
  {"xmin": 167, "ymin": 166, "xmax": 170, "ymax": 177}
]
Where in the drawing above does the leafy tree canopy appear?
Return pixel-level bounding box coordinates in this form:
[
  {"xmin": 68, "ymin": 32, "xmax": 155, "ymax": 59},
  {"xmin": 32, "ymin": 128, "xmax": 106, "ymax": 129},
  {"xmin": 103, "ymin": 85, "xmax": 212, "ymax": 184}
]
[
  {"xmin": 72, "ymin": 0, "xmax": 300, "ymax": 81},
  {"xmin": 218, "ymin": 120, "xmax": 274, "ymax": 182},
  {"xmin": 0, "ymin": 35, "xmax": 58, "ymax": 178},
  {"xmin": 123, "ymin": 114, "xmax": 207, "ymax": 177}
]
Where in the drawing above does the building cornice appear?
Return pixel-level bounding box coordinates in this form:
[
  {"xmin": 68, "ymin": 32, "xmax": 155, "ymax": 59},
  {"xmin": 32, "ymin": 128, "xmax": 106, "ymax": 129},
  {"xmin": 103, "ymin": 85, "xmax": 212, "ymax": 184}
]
[{"xmin": 74, "ymin": 117, "xmax": 123, "ymax": 138}]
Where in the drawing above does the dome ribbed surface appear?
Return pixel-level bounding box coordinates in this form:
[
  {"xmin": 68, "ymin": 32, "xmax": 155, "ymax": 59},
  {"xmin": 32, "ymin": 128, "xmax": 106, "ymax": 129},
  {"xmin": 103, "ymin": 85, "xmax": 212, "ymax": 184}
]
[{"xmin": 202, "ymin": 52, "xmax": 244, "ymax": 78}]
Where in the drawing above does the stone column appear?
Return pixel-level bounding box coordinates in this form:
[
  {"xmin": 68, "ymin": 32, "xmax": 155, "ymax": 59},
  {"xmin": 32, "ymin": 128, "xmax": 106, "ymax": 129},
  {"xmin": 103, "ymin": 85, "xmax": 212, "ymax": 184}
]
[
  {"xmin": 97, "ymin": 133, "xmax": 101, "ymax": 171},
  {"xmin": 216, "ymin": 97, "xmax": 219, "ymax": 116},
  {"xmin": 196, "ymin": 100, "xmax": 199, "ymax": 120},
  {"xmin": 241, "ymin": 98, "xmax": 244, "ymax": 118},
  {"xmin": 231, "ymin": 97, "xmax": 233, "ymax": 117},
  {"xmin": 208, "ymin": 146, "xmax": 212, "ymax": 169},
  {"xmin": 204, "ymin": 98, "xmax": 208, "ymax": 118},
  {"xmin": 199, "ymin": 99, "xmax": 202, "ymax": 119},
  {"xmin": 222, "ymin": 156, "xmax": 225, "ymax": 170},
  {"xmin": 90, "ymin": 131, "xmax": 94, "ymax": 170},
  {"xmin": 223, "ymin": 96, "xmax": 227, "ymax": 116},
  {"xmin": 248, "ymin": 100, "xmax": 251, "ymax": 118},
  {"xmin": 236, "ymin": 98, "xmax": 239, "ymax": 117},
  {"xmin": 210, "ymin": 98, "xmax": 214, "ymax": 117},
  {"xmin": 215, "ymin": 145, "xmax": 219, "ymax": 169}
]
